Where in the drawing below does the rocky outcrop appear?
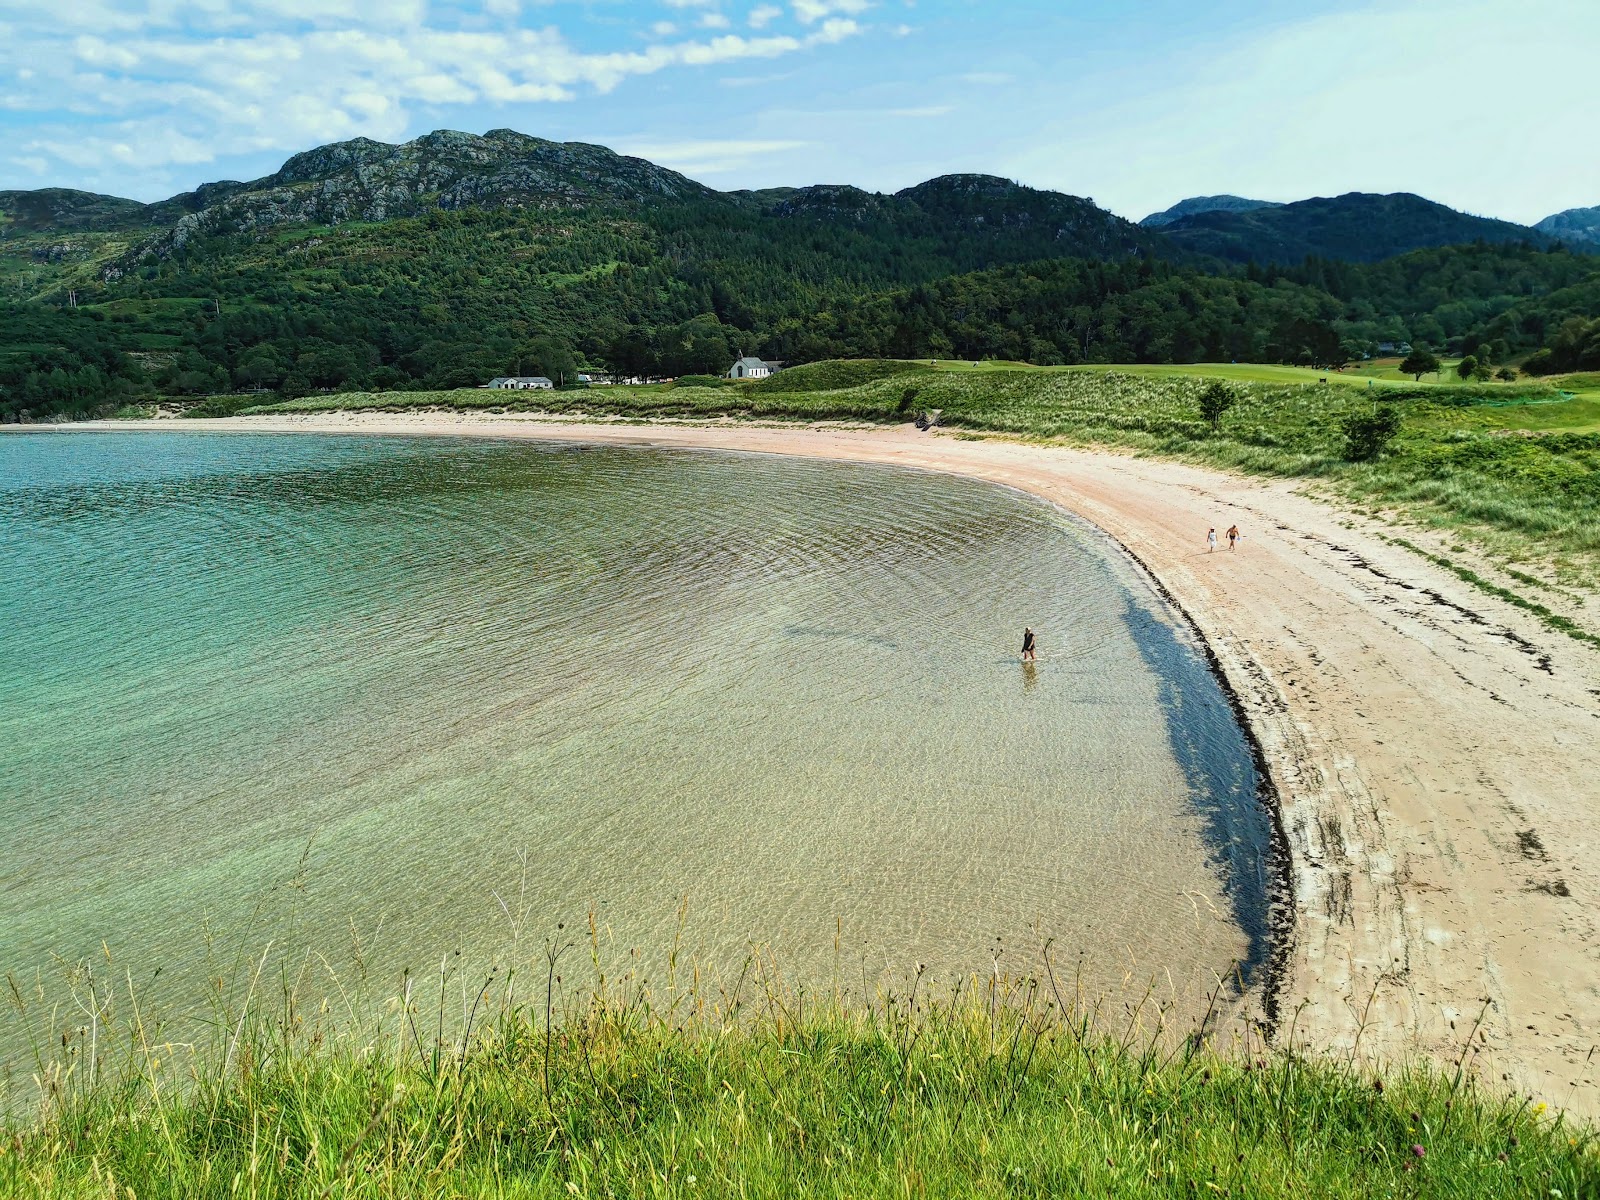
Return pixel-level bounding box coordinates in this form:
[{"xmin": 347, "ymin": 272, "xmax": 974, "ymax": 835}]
[
  {"xmin": 126, "ymin": 128, "xmax": 717, "ymax": 261},
  {"xmin": 1534, "ymin": 205, "xmax": 1600, "ymax": 248}
]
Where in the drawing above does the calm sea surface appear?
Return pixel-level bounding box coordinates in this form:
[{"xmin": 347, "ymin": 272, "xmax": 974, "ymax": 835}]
[{"xmin": 0, "ymin": 431, "xmax": 1270, "ymax": 1045}]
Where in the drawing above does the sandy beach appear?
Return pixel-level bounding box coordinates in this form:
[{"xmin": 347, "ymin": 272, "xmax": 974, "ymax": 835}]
[{"xmin": 43, "ymin": 411, "xmax": 1600, "ymax": 1117}]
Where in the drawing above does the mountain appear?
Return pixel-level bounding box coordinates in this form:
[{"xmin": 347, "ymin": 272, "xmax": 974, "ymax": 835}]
[
  {"xmin": 4, "ymin": 128, "xmax": 1600, "ymax": 422},
  {"xmin": 1156, "ymin": 192, "xmax": 1557, "ymax": 264},
  {"xmin": 132, "ymin": 128, "xmax": 718, "ymax": 256},
  {"xmin": 1140, "ymin": 195, "xmax": 1281, "ymax": 228},
  {"xmin": 1535, "ymin": 205, "xmax": 1600, "ymax": 248}
]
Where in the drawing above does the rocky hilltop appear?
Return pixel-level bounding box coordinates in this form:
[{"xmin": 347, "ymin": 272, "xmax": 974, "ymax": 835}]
[
  {"xmin": 1535, "ymin": 205, "xmax": 1600, "ymax": 248},
  {"xmin": 1140, "ymin": 195, "xmax": 1282, "ymax": 228},
  {"xmin": 131, "ymin": 128, "xmax": 715, "ymax": 256}
]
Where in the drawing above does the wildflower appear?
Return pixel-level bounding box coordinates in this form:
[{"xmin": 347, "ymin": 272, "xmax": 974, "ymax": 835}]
[
  {"xmin": 1410, "ymin": 1144, "xmax": 1425, "ymax": 1159},
  {"xmin": 1533, "ymin": 1102, "xmax": 1547, "ymax": 1115}
]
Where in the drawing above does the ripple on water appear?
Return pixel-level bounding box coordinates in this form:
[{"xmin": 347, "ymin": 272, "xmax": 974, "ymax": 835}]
[{"xmin": 0, "ymin": 432, "xmax": 1270, "ymax": 1040}]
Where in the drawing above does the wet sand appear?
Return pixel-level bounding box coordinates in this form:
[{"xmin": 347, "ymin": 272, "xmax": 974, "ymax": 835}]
[{"xmin": 46, "ymin": 412, "xmax": 1600, "ymax": 1117}]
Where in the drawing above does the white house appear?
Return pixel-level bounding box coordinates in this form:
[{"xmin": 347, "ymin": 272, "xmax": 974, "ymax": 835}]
[
  {"xmin": 486, "ymin": 376, "xmax": 555, "ymax": 390},
  {"xmin": 726, "ymin": 356, "xmax": 773, "ymax": 380}
]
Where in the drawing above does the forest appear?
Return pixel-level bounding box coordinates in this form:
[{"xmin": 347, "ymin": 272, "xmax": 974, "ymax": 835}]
[{"xmin": 3, "ymin": 189, "xmax": 1599, "ymax": 421}]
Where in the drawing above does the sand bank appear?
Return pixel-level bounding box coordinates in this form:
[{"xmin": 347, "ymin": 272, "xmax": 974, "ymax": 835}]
[{"xmin": 46, "ymin": 412, "xmax": 1600, "ymax": 1116}]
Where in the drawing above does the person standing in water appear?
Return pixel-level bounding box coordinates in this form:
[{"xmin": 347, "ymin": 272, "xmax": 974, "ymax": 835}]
[
  {"xmin": 1021, "ymin": 627, "xmax": 1037, "ymax": 662},
  {"xmin": 1207, "ymin": 527, "xmax": 1217, "ymax": 553},
  {"xmin": 1226, "ymin": 524, "xmax": 1240, "ymax": 551}
]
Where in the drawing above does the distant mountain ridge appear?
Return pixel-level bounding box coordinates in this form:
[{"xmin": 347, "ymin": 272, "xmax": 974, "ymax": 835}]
[
  {"xmin": 3, "ymin": 129, "xmax": 1581, "ymax": 272},
  {"xmin": 0, "ymin": 130, "xmax": 1158, "ymax": 273},
  {"xmin": 1139, "ymin": 195, "xmax": 1282, "ymax": 228},
  {"xmin": 1535, "ymin": 205, "xmax": 1600, "ymax": 248},
  {"xmin": 1151, "ymin": 192, "xmax": 1559, "ymax": 264}
]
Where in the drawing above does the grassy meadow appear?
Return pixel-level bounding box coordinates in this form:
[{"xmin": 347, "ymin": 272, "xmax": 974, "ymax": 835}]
[
  {"xmin": 3, "ymin": 949, "xmax": 1596, "ymax": 1199},
  {"xmin": 236, "ymin": 360, "xmax": 1600, "ymax": 600}
]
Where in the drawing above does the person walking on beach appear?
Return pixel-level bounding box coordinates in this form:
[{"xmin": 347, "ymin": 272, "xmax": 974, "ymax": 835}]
[
  {"xmin": 1021, "ymin": 627, "xmax": 1037, "ymax": 662},
  {"xmin": 1226, "ymin": 524, "xmax": 1240, "ymax": 551},
  {"xmin": 1207, "ymin": 527, "xmax": 1217, "ymax": 553}
]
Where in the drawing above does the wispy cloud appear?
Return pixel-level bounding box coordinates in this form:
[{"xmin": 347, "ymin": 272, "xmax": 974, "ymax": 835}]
[
  {"xmin": 609, "ymin": 136, "xmax": 810, "ymax": 176},
  {"xmin": 2, "ymin": 0, "xmax": 862, "ymax": 186}
]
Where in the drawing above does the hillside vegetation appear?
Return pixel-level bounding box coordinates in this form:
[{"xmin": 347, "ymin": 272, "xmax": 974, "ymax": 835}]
[{"xmin": 4, "ymin": 129, "xmax": 1600, "ymax": 422}]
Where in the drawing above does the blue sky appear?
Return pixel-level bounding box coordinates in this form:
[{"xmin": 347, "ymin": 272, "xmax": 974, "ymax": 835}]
[{"xmin": 2, "ymin": 0, "xmax": 1596, "ymax": 224}]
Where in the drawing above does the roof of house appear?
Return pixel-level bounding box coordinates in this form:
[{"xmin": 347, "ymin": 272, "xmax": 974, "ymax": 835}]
[
  {"xmin": 488, "ymin": 376, "xmax": 554, "ymax": 385},
  {"xmin": 731, "ymin": 357, "xmax": 769, "ymax": 370}
]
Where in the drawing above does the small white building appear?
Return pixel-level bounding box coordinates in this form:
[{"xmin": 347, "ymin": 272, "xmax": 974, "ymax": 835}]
[
  {"xmin": 726, "ymin": 356, "xmax": 773, "ymax": 380},
  {"xmin": 486, "ymin": 376, "xmax": 555, "ymax": 390}
]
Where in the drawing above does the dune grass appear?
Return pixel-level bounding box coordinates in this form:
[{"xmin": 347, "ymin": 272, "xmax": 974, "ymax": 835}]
[{"xmin": 3, "ymin": 944, "xmax": 1596, "ymax": 1199}]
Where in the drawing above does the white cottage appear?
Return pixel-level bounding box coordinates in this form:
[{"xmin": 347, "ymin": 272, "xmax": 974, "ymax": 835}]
[
  {"xmin": 726, "ymin": 356, "xmax": 773, "ymax": 380},
  {"xmin": 486, "ymin": 376, "xmax": 555, "ymax": 390}
]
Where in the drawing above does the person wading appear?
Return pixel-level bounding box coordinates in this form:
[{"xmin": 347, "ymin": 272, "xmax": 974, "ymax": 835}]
[{"xmin": 1021, "ymin": 627, "xmax": 1037, "ymax": 662}]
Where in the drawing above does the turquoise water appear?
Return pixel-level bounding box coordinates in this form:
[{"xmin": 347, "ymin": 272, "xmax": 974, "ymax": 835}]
[{"xmin": 0, "ymin": 431, "xmax": 1269, "ymax": 1044}]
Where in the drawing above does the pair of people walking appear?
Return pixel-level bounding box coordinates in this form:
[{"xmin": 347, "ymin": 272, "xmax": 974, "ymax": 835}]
[{"xmin": 1207, "ymin": 524, "xmax": 1241, "ymax": 553}]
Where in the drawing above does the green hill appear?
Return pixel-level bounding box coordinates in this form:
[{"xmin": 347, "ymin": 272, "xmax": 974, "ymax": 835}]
[
  {"xmin": 1156, "ymin": 192, "xmax": 1560, "ymax": 264},
  {"xmin": 3, "ymin": 130, "xmax": 1600, "ymax": 421}
]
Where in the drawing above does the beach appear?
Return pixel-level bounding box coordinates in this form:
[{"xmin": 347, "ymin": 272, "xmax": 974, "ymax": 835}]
[{"xmin": 43, "ymin": 411, "xmax": 1600, "ymax": 1118}]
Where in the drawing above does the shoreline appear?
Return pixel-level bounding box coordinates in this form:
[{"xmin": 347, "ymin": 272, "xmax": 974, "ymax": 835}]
[{"xmin": 33, "ymin": 411, "xmax": 1600, "ymax": 1118}]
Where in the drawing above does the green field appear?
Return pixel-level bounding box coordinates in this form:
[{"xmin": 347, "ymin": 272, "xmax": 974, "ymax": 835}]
[{"xmin": 4, "ymin": 959, "xmax": 1595, "ymax": 1198}]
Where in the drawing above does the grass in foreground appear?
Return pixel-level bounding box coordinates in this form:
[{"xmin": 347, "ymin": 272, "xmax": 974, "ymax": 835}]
[{"xmin": 3, "ymin": 955, "xmax": 1596, "ymax": 1199}]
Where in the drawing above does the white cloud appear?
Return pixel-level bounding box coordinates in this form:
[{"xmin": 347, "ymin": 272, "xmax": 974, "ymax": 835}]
[
  {"xmin": 611, "ymin": 136, "xmax": 808, "ymax": 176},
  {"xmin": 792, "ymin": 0, "xmax": 869, "ymax": 24},
  {"xmin": 748, "ymin": 4, "xmax": 782, "ymax": 27},
  {"xmin": 0, "ymin": 1, "xmax": 866, "ymax": 187}
]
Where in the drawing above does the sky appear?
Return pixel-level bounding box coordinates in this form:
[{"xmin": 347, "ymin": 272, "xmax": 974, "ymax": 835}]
[{"xmin": 2, "ymin": 0, "xmax": 1597, "ymax": 226}]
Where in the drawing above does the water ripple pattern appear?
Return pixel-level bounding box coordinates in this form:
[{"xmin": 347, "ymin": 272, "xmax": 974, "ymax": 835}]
[{"xmin": 0, "ymin": 432, "xmax": 1269, "ymax": 1029}]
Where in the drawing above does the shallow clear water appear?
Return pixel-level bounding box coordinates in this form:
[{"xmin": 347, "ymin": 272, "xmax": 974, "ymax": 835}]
[{"xmin": 0, "ymin": 431, "xmax": 1269, "ymax": 1041}]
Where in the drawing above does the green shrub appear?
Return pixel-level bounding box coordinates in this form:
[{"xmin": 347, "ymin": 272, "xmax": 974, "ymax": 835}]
[
  {"xmin": 1343, "ymin": 403, "xmax": 1405, "ymax": 461},
  {"xmin": 1198, "ymin": 381, "xmax": 1236, "ymax": 428}
]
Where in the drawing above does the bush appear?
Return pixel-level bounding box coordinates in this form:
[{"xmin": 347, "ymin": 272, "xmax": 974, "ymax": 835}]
[
  {"xmin": 1522, "ymin": 349, "xmax": 1558, "ymax": 376},
  {"xmin": 1198, "ymin": 381, "xmax": 1236, "ymax": 428},
  {"xmin": 1343, "ymin": 403, "xmax": 1404, "ymax": 461}
]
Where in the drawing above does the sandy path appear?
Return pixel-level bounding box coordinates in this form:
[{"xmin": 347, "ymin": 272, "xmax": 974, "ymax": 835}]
[{"xmin": 42, "ymin": 413, "xmax": 1600, "ymax": 1116}]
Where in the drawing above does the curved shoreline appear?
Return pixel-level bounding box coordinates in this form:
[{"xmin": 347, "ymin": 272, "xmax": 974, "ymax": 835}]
[{"xmin": 32, "ymin": 412, "xmax": 1600, "ymax": 1117}]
